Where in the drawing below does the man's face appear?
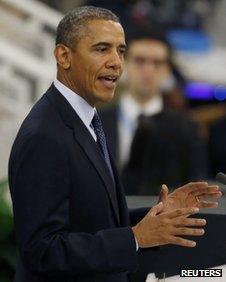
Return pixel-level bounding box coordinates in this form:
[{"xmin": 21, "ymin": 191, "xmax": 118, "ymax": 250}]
[
  {"xmin": 126, "ymin": 39, "xmax": 171, "ymax": 99},
  {"xmin": 59, "ymin": 19, "xmax": 126, "ymax": 106}
]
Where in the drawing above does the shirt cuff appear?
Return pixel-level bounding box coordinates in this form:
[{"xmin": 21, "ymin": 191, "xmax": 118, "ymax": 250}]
[{"xmin": 134, "ymin": 234, "xmax": 139, "ymax": 251}]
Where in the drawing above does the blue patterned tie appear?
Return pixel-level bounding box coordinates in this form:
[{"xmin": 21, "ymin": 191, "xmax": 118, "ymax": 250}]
[{"xmin": 91, "ymin": 112, "xmax": 115, "ymax": 181}]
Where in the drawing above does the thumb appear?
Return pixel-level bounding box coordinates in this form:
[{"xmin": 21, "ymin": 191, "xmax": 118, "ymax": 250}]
[
  {"xmin": 159, "ymin": 184, "xmax": 169, "ymax": 203},
  {"xmin": 149, "ymin": 202, "xmax": 163, "ymax": 217}
]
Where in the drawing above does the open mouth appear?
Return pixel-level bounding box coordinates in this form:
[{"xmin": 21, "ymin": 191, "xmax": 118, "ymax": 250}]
[{"xmin": 98, "ymin": 75, "xmax": 118, "ymax": 89}]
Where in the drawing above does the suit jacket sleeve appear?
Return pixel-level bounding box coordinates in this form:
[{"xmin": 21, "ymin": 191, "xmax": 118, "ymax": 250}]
[
  {"xmin": 9, "ymin": 133, "xmax": 138, "ymax": 277},
  {"xmin": 129, "ymin": 208, "xmax": 150, "ymax": 227}
]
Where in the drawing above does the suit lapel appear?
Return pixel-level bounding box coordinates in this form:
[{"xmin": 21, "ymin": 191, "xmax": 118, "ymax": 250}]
[
  {"xmin": 108, "ymin": 150, "xmax": 130, "ymax": 227},
  {"xmin": 45, "ymin": 84, "xmax": 120, "ymax": 225},
  {"xmin": 72, "ymin": 126, "xmax": 120, "ymax": 225}
]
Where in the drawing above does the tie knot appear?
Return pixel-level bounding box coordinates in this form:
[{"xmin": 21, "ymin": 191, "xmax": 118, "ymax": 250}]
[{"xmin": 137, "ymin": 113, "xmax": 149, "ymax": 126}]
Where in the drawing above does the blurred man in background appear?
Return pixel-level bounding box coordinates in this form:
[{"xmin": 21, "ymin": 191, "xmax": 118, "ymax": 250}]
[{"xmin": 101, "ymin": 27, "xmax": 207, "ymax": 195}]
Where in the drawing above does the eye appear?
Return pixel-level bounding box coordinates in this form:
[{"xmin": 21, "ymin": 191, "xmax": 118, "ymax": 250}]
[
  {"xmin": 96, "ymin": 46, "xmax": 108, "ymax": 52},
  {"xmin": 132, "ymin": 56, "xmax": 146, "ymax": 65},
  {"xmin": 118, "ymin": 48, "xmax": 126, "ymax": 57}
]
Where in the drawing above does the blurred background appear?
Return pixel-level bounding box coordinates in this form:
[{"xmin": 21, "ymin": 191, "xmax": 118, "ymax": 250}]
[{"xmin": 0, "ymin": 0, "xmax": 226, "ymax": 281}]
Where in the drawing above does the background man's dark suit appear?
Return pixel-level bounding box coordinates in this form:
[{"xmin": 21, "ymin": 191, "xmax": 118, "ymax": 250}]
[
  {"xmin": 8, "ymin": 85, "xmax": 148, "ymax": 282},
  {"xmin": 100, "ymin": 105, "xmax": 207, "ymax": 195},
  {"xmin": 208, "ymin": 117, "xmax": 226, "ymax": 176}
]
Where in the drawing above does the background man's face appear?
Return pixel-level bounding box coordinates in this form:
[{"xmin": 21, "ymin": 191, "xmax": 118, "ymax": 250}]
[
  {"xmin": 67, "ymin": 19, "xmax": 126, "ymax": 106},
  {"xmin": 126, "ymin": 39, "xmax": 171, "ymax": 99}
]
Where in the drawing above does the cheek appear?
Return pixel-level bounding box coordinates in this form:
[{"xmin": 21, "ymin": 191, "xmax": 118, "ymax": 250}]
[
  {"xmin": 160, "ymin": 67, "xmax": 170, "ymax": 79},
  {"xmin": 82, "ymin": 66, "xmax": 95, "ymax": 88},
  {"xmin": 92, "ymin": 65, "xmax": 105, "ymax": 88},
  {"xmin": 157, "ymin": 71, "xmax": 169, "ymax": 84},
  {"xmin": 128, "ymin": 68, "xmax": 141, "ymax": 81}
]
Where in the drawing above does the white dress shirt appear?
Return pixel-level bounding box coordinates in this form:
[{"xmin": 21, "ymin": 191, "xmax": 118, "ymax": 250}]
[
  {"xmin": 118, "ymin": 93, "xmax": 163, "ymax": 169},
  {"xmin": 54, "ymin": 79, "xmax": 97, "ymax": 141}
]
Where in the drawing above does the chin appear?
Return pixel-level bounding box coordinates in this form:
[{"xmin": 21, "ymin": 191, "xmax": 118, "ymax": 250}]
[
  {"xmin": 98, "ymin": 92, "xmax": 115, "ymax": 103},
  {"xmin": 140, "ymin": 87, "xmax": 156, "ymax": 95}
]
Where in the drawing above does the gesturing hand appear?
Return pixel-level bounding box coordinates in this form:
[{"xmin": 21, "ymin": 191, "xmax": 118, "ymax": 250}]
[
  {"xmin": 158, "ymin": 182, "xmax": 222, "ymax": 213},
  {"xmin": 132, "ymin": 202, "xmax": 206, "ymax": 249}
]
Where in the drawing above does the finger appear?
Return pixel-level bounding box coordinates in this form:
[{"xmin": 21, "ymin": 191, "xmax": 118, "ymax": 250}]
[
  {"xmin": 208, "ymin": 192, "xmax": 222, "ymax": 198},
  {"xmin": 191, "ymin": 187, "xmax": 220, "ymax": 197},
  {"xmin": 198, "ymin": 191, "xmax": 222, "ymax": 200},
  {"xmin": 197, "ymin": 201, "xmax": 218, "ymax": 209},
  {"xmin": 178, "ymin": 182, "xmax": 208, "ymax": 193},
  {"xmin": 174, "ymin": 217, "xmax": 206, "ymax": 227},
  {"xmin": 159, "ymin": 184, "xmax": 169, "ymax": 203},
  {"xmin": 148, "ymin": 202, "xmax": 164, "ymax": 217},
  {"xmin": 166, "ymin": 207, "xmax": 199, "ymax": 219},
  {"xmin": 161, "ymin": 184, "xmax": 169, "ymax": 200},
  {"xmin": 206, "ymin": 185, "xmax": 219, "ymax": 189},
  {"xmin": 169, "ymin": 236, "xmax": 197, "ymax": 247},
  {"xmin": 197, "ymin": 193, "xmax": 222, "ymax": 205},
  {"xmin": 173, "ymin": 227, "xmax": 205, "ymax": 236}
]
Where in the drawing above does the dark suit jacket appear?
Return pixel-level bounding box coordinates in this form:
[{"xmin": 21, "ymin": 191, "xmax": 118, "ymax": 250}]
[
  {"xmin": 8, "ymin": 85, "xmax": 148, "ymax": 282},
  {"xmin": 100, "ymin": 105, "xmax": 207, "ymax": 195}
]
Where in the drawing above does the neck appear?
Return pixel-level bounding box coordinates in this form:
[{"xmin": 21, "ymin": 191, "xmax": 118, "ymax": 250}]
[
  {"xmin": 56, "ymin": 71, "xmax": 96, "ymax": 107},
  {"xmin": 57, "ymin": 72, "xmax": 73, "ymax": 92},
  {"xmin": 129, "ymin": 89, "xmax": 161, "ymax": 106}
]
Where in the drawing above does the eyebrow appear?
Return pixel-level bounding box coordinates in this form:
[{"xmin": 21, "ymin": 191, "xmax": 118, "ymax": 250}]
[{"xmin": 91, "ymin": 42, "xmax": 127, "ymax": 49}]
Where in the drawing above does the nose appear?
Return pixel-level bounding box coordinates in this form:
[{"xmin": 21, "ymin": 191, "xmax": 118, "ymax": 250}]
[
  {"xmin": 142, "ymin": 61, "xmax": 156, "ymax": 73},
  {"xmin": 105, "ymin": 50, "xmax": 123, "ymax": 70}
]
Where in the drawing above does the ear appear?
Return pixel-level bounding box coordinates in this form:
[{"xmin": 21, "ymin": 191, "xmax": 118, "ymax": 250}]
[{"xmin": 54, "ymin": 44, "xmax": 71, "ymax": 70}]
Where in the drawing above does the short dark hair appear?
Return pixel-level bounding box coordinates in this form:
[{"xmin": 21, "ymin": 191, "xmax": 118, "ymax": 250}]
[
  {"xmin": 126, "ymin": 26, "xmax": 172, "ymax": 56},
  {"xmin": 56, "ymin": 6, "xmax": 120, "ymax": 48}
]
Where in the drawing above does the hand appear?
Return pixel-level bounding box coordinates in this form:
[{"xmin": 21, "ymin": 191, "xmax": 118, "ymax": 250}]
[
  {"xmin": 132, "ymin": 202, "xmax": 206, "ymax": 248},
  {"xmin": 158, "ymin": 182, "xmax": 222, "ymax": 213}
]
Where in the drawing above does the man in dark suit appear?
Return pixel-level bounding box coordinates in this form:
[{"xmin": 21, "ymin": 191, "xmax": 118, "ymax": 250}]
[
  {"xmin": 101, "ymin": 27, "xmax": 207, "ymax": 195},
  {"xmin": 8, "ymin": 6, "xmax": 221, "ymax": 282}
]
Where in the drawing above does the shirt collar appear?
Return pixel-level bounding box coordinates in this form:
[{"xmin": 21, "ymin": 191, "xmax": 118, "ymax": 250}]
[
  {"xmin": 54, "ymin": 79, "xmax": 95, "ymax": 128},
  {"xmin": 120, "ymin": 93, "xmax": 141, "ymax": 124},
  {"xmin": 120, "ymin": 92, "xmax": 163, "ymax": 122}
]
